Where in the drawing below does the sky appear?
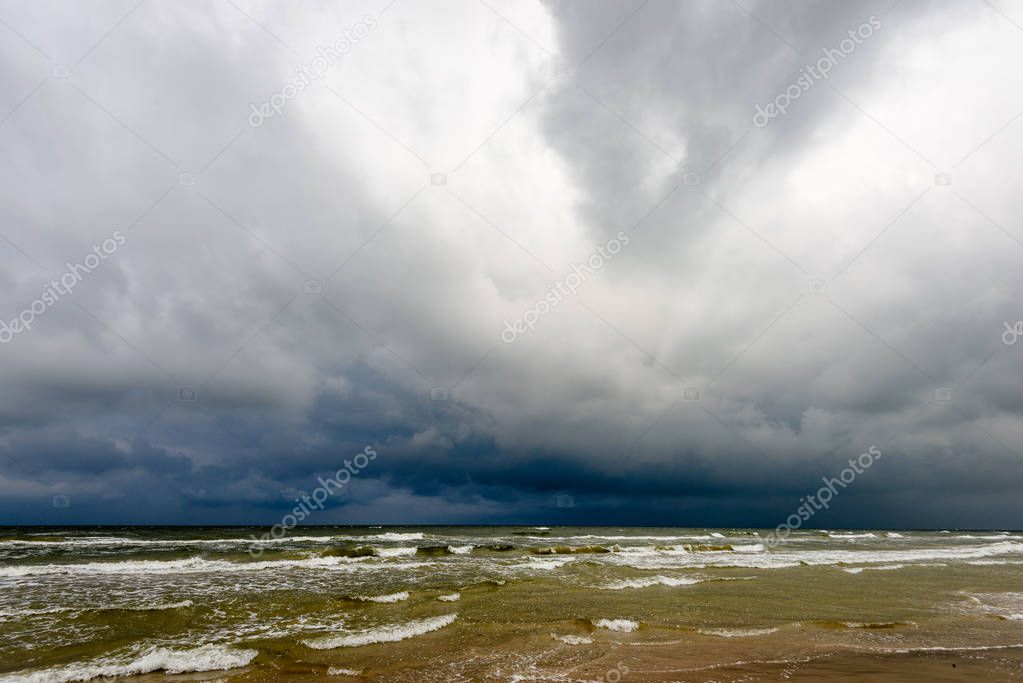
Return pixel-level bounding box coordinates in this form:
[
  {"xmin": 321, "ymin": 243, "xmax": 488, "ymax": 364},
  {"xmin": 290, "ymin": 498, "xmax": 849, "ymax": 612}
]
[{"xmin": 0, "ymin": 0, "xmax": 1021, "ymax": 528}]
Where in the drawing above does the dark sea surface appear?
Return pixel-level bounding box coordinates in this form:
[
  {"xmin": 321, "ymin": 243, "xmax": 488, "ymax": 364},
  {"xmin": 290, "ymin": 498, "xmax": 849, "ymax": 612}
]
[{"xmin": 1, "ymin": 526, "xmax": 1022, "ymax": 681}]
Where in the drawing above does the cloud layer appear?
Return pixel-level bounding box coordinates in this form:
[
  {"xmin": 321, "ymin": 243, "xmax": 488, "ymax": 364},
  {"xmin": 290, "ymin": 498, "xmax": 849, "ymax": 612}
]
[{"xmin": 1, "ymin": 0, "xmax": 1021, "ymax": 527}]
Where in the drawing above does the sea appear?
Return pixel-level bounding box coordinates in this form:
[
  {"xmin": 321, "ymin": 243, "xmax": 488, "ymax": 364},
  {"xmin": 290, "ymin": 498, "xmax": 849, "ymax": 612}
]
[{"xmin": 1, "ymin": 526, "xmax": 1022, "ymax": 681}]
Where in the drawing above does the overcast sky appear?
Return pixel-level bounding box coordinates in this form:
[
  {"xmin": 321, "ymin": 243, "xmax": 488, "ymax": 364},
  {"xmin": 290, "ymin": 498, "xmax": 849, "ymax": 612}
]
[{"xmin": 1, "ymin": 0, "xmax": 1021, "ymax": 527}]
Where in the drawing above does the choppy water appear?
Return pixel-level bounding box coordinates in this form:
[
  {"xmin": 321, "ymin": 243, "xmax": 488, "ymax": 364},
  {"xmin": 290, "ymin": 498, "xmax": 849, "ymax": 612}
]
[{"xmin": 1, "ymin": 526, "xmax": 1022, "ymax": 681}]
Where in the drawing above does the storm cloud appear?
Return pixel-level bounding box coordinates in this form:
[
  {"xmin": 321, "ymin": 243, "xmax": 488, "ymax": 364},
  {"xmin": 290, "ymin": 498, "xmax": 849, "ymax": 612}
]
[{"xmin": 1, "ymin": 0, "xmax": 1021, "ymax": 528}]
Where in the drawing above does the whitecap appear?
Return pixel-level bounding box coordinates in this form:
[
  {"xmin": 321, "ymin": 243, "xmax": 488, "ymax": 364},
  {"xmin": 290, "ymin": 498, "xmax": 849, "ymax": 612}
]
[
  {"xmin": 355, "ymin": 591, "xmax": 409, "ymax": 603},
  {"xmin": 600, "ymin": 575, "xmax": 702, "ymax": 590},
  {"xmin": 592, "ymin": 618, "xmax": 639, "ymax": 632},
  {"xmin": 733, "ymin": 543, "xmax": 765, "ymax": 553},
  {"xmin": 699, "ymin": 627, "xmax": 778, "ymax": 638},
  {"xmin": 304, "ymin": 614, "xmax": 457, "ymax": 649},
  {"xmin": 359, "ymin": 532, "xmax": 424, "ymax": 542},
  {"xmin": 0, "ymin": 555, "xmax": 430, "ymax": 578},
  {"xmin": 437, "ymin": 593, "xmax": 460, "ymax": 602},
  {"xmin": 6, "ymin": 644, "xmax": 257, "ymax": 682},
  {"xmin": 373, "ymin": 547, "xmax": 417, "ymax": 558}
]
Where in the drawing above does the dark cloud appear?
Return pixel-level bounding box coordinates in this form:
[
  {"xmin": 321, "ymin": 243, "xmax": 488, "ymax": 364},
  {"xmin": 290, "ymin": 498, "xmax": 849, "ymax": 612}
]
[{"xmin": 0, "ymin": 0, "xmax": 1021, "ymax": 528}]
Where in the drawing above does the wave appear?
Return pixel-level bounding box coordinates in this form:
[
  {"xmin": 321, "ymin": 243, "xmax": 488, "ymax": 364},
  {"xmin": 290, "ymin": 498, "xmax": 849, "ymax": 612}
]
[
  {"xmin": 881, "ymin": 643, "xmax": 1023, "ymax": 653},
  {"xmin": 734, "ymin": 544, "xmax": 765, "ymax": 553},
  {"xmin": 373, "ymin": 547, "xmax": 418, "ymax": 558},
  {"xmin": 304, "ymin": 614, "xmax": 457, "ymax": 649},
  {"xmin": 953, "ymin": 533, "xmax": 1016, "ymax": 540},
  {"xmin": 600, "ymin": 575, "xmax": 702, "ymax": 590},
  {"xmin": 519, "ymin": 557, "xmax": 575, "ymax": 571},
  {"xmin": 698, "ymin": 627, "xmax": 778, "ymax": 638},
  {"xmin": 828, "ymin": 532, "xmax": 877, "ymax": 539},
  {"xmin": 0, "ymin": 555, "xmax": 431, "ymax": 578},
  {"xmin": 357, "ymin": 532, "xmax": 424, "ymax": 542},
  {"xmin": 592, "ymin": 618, "xmax": 640, "ymax": 632},
  {"xmin": 437, "ymin": 593, "xmax": 460, "ymax": 602},
  {"xmin": 531, "ymin": 545, "xmax": 616, "ymax": 555},
  {"xmin": 812, "ymin": 620, "xmax": 913, "ymax": 630},
  {"xmin": 601, "ymin": 575, "xmax": 756, "ymax": 589},
  {"xmin": 961, "ymin": 592, "xmax": 1023, "ymax": 621},
  {"xmin": 843, "ymin": 564, "xmax": 905, "ymax": 574},
  {"xmin": 353, "ymin": 591, "xmax": 409, "ymax": 603},
  {"xmin": 0, "ymin": 600, "xmax": 193, "ymax": 622},
  {"xmin": 0, "ymin": 535, "xmax": 340, "ymax": 548},
  {"xmin": 410, "ymin": 544, "xmax": 474, "ymax": 556},
  {"xmin": 548, "ymin": 534, "xmax": 717, "ymax": 542},
  {"xmin": 608, "ymin": 541, "xmax": 1023, "ymax": 571},
  {"xmin": 321, "ymin": 546, "xmax": 377, "ymax": 558},
  {"xmin": 6, "ymin": 644, "xmax": 257, "ymax": 682},
  {"xmin": 551, "ymin": 633, "xmax": 593, "ymax": 644},
  {"xmin": 322, "ymin": 545, "xmax": 418, "ymax": 559},
  {"xmin": 476, "ymin": 543, "xmax": 517, "ymax": 552}
]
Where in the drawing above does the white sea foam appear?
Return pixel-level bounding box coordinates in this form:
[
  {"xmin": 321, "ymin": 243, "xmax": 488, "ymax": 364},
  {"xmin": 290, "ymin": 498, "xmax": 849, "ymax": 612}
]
[
  {"xmin": 843, "ymin": 564, "xmax": 904, "ymax": 573},
  {"xmin": 519, "ymin": 557, "xmax": 574, "ymax": 571},
  {"xmin": 553, "ymin": 534, "xmax": 715, "ymax": 542},
  {"xmin": 6, "ymin": 644, "xmax": 257, "ymax": 682},
  {"xmin": 879, "ymin": 643, "xmax": 1023, "ymax": 653},
  {"xmin": 733, "ymin": 543, "xmax": 765, "ymax": 553},
  {"xmin": 437, "ymin": 593, "xmax": 460, "ymax": 602},
  {"xmin": 592, "ymin": 618, "xmax": 639, "ymax": 632},
  {"xmin": 606, "ymin": 541, "xmax": 1023, "ymax": 571},
  {"xmin": 0, "ymin": 606, "xmax": 73, "ymax": 618},
  {"xmin": 359, "ymin": 532, "xmax": 424, "ymax": 542},
  {"xmin": 828, "ymin": 532, "xmax": 877, "ymax": 539},
  {"xmin": 304, "ymin": 614, "xmax": 457, "ymax": 649},
  {"xmin": 0, "ymin": 602, "xmax": 192, "ymax": 623},
  {"xmin": 600, "ymin": 575, "xmax": 702, "ymax": 590},
  {"xmin": 551, "ymin": 633, "xmax": 593, "ymax": 644},
  {"xmin": 0, "ymin": 556, "xmax": 430, "ymax": 578},
  {"xmin": 447, "ymin": 545, "xmax": 474, "ymax": 554},
  {"xmin": 373, "ymin": 546, "xmax": 417, "ymax": 558},
  {"xmin": 0, "ymin": 535, "xmax": 340, "ymax": 548},
  {"xmin": 328, "ymin": 668, "xmax": 363, "ymax": 676},
  {"xmin": 699, "ymin": 627, "xmax": 778, "ymax": 638},
  {"xmin": 962, "ymin": 592, "xmax": 1023, "ymax": 621},
  {"xmin": 355, "ymin": 591, "xmax": 409, "ymax": 603}
]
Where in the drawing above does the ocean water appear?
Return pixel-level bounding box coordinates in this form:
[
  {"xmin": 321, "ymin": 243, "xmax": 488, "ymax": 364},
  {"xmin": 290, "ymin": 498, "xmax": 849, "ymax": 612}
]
[{"xmin": 1, "ymin": 526, "xmax": 1022, "ymax": 681}]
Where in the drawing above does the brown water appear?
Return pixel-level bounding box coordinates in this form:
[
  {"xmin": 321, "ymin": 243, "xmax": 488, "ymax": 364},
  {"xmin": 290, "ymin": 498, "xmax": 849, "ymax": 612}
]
[{"xmin": 1, "ymin": 526, "xmax": 1022, "ymax": 681}]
